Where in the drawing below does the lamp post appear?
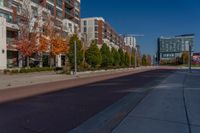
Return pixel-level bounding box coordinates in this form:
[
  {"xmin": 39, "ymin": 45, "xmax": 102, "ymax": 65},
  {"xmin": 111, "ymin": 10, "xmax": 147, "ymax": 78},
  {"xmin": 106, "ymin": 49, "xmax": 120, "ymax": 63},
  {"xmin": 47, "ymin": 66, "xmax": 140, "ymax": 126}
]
[
  {"xmin": 189, "ymin": 43, "xmax": 192, "ymax": 73},
  {"xmin": 83, "ymin": 33, "xmax": 87, "ymax": 67},
  {"xmin": 129, "ymin": 48, "xmax": 132, "ymax": 67},
  {"xmin": 74, "ymin": 41, "xmax": 77, "ymax": 75}
]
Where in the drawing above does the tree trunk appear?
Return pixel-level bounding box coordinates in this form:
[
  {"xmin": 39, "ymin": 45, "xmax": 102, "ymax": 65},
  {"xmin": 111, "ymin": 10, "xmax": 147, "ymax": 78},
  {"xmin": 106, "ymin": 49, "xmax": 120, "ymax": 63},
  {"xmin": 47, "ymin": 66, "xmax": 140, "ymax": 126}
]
[
  {"xmin": 39, "ymin": 52, "xmax": 43, "ymax": 68},
  {"xmin": 50, "ymin": 55, "xmax": 54, "ymax": 68}
]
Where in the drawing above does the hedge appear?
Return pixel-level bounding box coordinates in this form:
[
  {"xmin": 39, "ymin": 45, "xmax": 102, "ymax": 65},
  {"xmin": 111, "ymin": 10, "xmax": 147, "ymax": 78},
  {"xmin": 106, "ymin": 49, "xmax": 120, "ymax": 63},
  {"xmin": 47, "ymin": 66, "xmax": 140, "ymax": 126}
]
[{"xmin": 4, "ymin": 67, "xmax": 54, "ymax": 74}]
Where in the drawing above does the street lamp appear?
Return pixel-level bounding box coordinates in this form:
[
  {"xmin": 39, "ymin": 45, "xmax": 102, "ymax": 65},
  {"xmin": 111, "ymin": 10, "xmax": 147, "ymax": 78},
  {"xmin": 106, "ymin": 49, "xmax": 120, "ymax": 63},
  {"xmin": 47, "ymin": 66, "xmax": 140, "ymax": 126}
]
[
  {"xmin": 83, "ymin": 33, "xmax": 87, "ymax": 61},
  {"xmin": 189, "ymin": 43, "xmax": 192, "ymax": 73},
  {"xmin": 129, "ymin": 48, "xmax": 133, "ymax": 67},
  {"xmin": 74, "ymin": 41, "xmax": 77, "ymax": 75}
]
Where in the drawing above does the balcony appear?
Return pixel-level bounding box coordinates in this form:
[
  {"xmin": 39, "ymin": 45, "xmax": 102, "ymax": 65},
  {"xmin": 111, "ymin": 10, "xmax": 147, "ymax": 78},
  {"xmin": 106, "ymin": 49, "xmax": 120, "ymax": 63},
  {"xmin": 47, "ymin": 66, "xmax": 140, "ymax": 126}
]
[
  {"xmin": 7, "ymin": 37, "xmax": 13, "ymax": 43},
  {"xmin": 65, "ymin": 9, "xmax": 74, "ymax": 19},
  {"xmin": 0, "ymin": 0, "xmax": 12, "ymax": 8},
  {"xmin": 65, "ymin": 0, "xmax": 74, "ymax": 9}
]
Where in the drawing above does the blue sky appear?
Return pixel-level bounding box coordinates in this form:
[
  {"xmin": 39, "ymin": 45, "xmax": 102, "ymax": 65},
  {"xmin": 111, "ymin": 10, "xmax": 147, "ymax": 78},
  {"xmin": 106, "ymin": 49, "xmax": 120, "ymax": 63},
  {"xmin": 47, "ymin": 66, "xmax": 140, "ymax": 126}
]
[{"xmin": 81, "ymin": 0, "xmax": 200, "ymax": 55}]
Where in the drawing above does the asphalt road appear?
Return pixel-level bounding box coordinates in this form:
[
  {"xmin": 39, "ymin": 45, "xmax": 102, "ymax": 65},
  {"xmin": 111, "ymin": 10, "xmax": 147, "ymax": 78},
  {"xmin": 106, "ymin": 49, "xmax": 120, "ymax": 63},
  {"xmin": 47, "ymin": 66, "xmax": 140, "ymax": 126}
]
[{"xmin": 0, "ymin": 69, "xmax": 175, "ymax": 133}]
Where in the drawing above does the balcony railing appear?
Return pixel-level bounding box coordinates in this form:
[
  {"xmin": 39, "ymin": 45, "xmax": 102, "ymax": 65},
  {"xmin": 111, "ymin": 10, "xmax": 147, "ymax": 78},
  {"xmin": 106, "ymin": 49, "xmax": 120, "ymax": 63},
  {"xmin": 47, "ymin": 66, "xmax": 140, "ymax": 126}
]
[
  {"xmin": 65, "ymin": 0, "xmax": 73, "ymax": 5},
  {"xmin": 65, "ymin": 0, "xmax": 74, "ymax": 9}
]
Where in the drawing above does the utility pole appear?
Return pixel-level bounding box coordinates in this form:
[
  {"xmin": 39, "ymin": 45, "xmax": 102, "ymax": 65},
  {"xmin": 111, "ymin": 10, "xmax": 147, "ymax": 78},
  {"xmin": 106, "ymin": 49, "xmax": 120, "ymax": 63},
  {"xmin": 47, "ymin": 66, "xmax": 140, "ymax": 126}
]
[
  {"xmin": 189, "ymin": 43, "xmax": 192, "ymax": 73},
  {"xmin": 129, "ymin": 48, "xmax": 132, "ymax": 67},
  {"xmin": 83, "ymin": 33, "xmax": 87, "ymax": 68},
  {"xmin": 74, "ymin": 41, "xmax": 77, "ymax": 75}
]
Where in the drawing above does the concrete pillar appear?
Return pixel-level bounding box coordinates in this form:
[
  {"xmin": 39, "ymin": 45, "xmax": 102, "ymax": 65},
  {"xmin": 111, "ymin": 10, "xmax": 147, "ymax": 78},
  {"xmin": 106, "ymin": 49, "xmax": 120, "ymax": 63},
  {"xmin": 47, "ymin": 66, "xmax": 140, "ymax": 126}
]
[
  {"xmin": 56, "ymin": 54, "xmax": 62, "ymax": 67},
  {"xmin": 18, "ymin": 52, "xmax": 23, "ymax": 68},
  {"xmin": 0, "ymin": 17, "xmax": 7, "ymax": 70}
]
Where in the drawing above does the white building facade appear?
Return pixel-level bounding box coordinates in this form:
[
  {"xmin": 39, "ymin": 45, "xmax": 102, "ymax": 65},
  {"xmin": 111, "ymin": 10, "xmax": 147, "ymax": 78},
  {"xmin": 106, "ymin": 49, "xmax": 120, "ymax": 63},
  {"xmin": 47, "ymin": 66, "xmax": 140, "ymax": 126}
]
[
  {"xmin": 0, "ymin": 0, "xmax": 80, "ymax": 69},
  {"xmin": 0, "ymin": 17, "xmax": 7, "ymax": 70},
  {"xmin": 124, "ymin": 35, "xmax": 137, "ymax": 49}
]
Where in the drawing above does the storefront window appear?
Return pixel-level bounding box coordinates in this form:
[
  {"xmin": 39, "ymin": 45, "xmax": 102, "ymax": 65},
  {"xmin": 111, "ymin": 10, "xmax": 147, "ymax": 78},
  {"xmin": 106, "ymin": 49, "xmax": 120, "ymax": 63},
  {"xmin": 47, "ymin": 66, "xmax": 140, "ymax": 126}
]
[{"xmin": 7, "ymin": 51, "xmax": 19, "ymax": 68}]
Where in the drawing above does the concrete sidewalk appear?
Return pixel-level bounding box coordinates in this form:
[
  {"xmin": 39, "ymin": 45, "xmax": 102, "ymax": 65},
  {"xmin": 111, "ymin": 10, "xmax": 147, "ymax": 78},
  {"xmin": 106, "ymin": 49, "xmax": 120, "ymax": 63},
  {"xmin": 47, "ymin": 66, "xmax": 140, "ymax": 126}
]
[{"xmin": 112, "ymin": 69, "xmax": 200, "ymax": 133}]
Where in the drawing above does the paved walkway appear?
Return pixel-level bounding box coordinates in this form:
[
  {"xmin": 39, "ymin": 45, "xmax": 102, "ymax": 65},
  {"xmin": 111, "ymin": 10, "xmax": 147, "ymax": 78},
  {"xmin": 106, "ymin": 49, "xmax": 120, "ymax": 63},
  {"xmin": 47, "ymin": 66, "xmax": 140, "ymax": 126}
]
[{"xmin": 112, "ymin": 69, "xmax": 200, "ymax": 133}]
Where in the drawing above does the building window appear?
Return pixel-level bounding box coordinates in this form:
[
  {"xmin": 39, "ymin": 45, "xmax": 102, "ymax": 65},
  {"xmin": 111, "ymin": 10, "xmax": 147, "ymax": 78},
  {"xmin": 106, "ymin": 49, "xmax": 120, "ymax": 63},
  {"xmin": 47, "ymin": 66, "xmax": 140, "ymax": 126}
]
[
  {"xmin": 31, "ymin": 0, "xmax": 39, "ymax": 4},
  {"xmin": 95, "ymin": 20, "xmax": 98, "ymax": 25},
  {"xmin": 75, "ymin": 10, "xmax": 79, "ymax": 18},
  {"xmin": 56, "ymin": 9, "xmax": 62, "ymax": 19},
  {"xmin": 0, "ymin": 0, "xmax": 9, "ymax": 8},
  {"xmin": 74, "ymin": 1, "xmax": 80, "ymax": 9},
  {"xmin": 182, "ymin": 44, "xmax": 185, "ymax": 51},
  {"xmin": 95, "ymin": 33, "xmax": 98, "ymax": 38},
  {"xmin": 46, "ymin": 4, "xmax": 54, "ymax": 15},
  {"xmin": 95, "ymin": 26, "xmax": 98, "ymax": 31},
  {"xmin": 48, "ymin": 0, "xmax": 54, "ymax": 3},
  {"xmin": 84, "ymin": 27, "xmax": 87, "ymax": 33},
  {"xmin": 84, "ymin": 20, "xmax": 87, "ymax": 25},
  {"xmin": 56, "ymin": 0, "xmax": 62, "ymax": 8},
  {"xmin": 0, "ymin": 12, "xmax": 13, "ymax": 23},
  {"xmin": 68, "ymin": 23, "xmax": 72, "ymax": 32},
  {"xmin": 0, "ymin": 0, "xmax": 3, "ymax": 7}
]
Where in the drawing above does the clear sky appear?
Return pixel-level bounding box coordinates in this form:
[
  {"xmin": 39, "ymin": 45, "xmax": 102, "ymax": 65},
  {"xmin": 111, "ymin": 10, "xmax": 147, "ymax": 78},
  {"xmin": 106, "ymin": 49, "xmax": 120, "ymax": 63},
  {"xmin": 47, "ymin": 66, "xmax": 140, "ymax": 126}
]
[{"xmin": 81, "ymin": 0, "xmax": 200, "ymax": 55}]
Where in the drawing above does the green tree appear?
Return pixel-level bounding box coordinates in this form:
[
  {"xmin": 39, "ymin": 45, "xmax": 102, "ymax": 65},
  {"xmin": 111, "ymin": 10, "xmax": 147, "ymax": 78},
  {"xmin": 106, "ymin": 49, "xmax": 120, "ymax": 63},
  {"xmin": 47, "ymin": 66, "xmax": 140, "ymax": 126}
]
[
  {"xmin": 181, "ymin": 52, "xmax": 189, "ymax": 64},
  {"xmin": 131, "ymin": 49, "xmax": 136, "ymax": 66},
  {"xmin": 124, "ymin": 52, "xmax": 130, "ymax": 66},
  {"xmin": 100, "ymin": 43, "xmax": 112, "ymax": 68},
  {"xmin": 142, "ymin": 54, "xmax": 148, "ymax": 66},
  {"xmin": 111, "ymin": 47, "xmax": 120, "ymax": 66},
  {"xmin": 85, "ymin": 41, "xmax": 102, "ymax": 68},
  {"xmin": 68, "ymin": 34, "xmax": 84, "ymax": 69},
  {"xmin": 118, "ymin": 48, "xmax": 125, "ymax": 66},
  {"xmin": 147, "ymin": 54, "xmax": 152, "ymax": 66},
  {"xmin": 137, "ymin": 53, "xmax": 142, "ymax": 67}
]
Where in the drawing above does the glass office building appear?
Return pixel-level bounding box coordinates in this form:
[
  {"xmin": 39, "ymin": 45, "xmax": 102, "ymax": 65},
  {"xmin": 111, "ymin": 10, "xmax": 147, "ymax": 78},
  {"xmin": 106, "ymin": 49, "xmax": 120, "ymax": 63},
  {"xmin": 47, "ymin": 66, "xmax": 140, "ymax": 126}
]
[{"xmin": 157, "ymin": 34, "xmax": 194, "ymax": 64}]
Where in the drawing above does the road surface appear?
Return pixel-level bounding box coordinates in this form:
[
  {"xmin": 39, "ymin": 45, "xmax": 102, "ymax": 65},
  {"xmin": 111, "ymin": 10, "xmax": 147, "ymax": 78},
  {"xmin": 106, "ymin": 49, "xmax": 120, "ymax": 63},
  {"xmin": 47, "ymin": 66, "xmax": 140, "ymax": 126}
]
[{"xmin": 0, "ymin": 69, "xmax": 175, "ymax": 133}]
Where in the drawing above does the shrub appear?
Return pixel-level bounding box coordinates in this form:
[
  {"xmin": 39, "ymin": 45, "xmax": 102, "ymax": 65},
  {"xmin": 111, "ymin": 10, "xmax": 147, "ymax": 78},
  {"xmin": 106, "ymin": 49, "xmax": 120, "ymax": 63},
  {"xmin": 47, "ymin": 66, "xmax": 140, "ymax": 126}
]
[
  {"xmin": 4, "ymin": 69, "xmax": 10, "ymax": 74},
  {"xmin": 3, "ymin": 67, "xmax": 55, "ymax": 74}
]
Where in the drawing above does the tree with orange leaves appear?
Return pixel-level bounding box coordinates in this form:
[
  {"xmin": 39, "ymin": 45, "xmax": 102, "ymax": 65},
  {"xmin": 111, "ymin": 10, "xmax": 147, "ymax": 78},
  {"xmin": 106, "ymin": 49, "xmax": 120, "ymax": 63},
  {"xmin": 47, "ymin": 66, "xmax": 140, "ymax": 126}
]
[
  {"xmin": 15, "ymin": 32, "xmax": 38, "ymax": 67},
  {"xmin": 38, "ymin": 36, "xmax": 48, "ymax": 53},
  {"xmin": 15, "ymin": 0, "xmax": 39, "ymax": 67},
  {"xmin": 38, "ymin": 15, "xmax": 69, "ymax": 67},
  {"xmin": 50, "ymin": 36, "xmax": 69, "ymax": 56}
]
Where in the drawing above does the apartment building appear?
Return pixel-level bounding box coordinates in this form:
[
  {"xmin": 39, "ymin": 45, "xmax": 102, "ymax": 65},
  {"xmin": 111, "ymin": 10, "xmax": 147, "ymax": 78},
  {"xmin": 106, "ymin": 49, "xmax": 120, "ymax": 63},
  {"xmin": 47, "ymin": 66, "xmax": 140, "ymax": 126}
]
[
  {"xmin": 81, "ymin": 17, "xmax": 124, "ymax": 49},
  {"xmin": 44, "ymin": 0, "xmax": 80, "ymax": 32},
  {"xmin": 0, "ymin": 0, "xmax": 81, "ymax": 69},
  {"xmin": 123, "ymin": 35, "xmax": 137, "ymax": 49}
]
